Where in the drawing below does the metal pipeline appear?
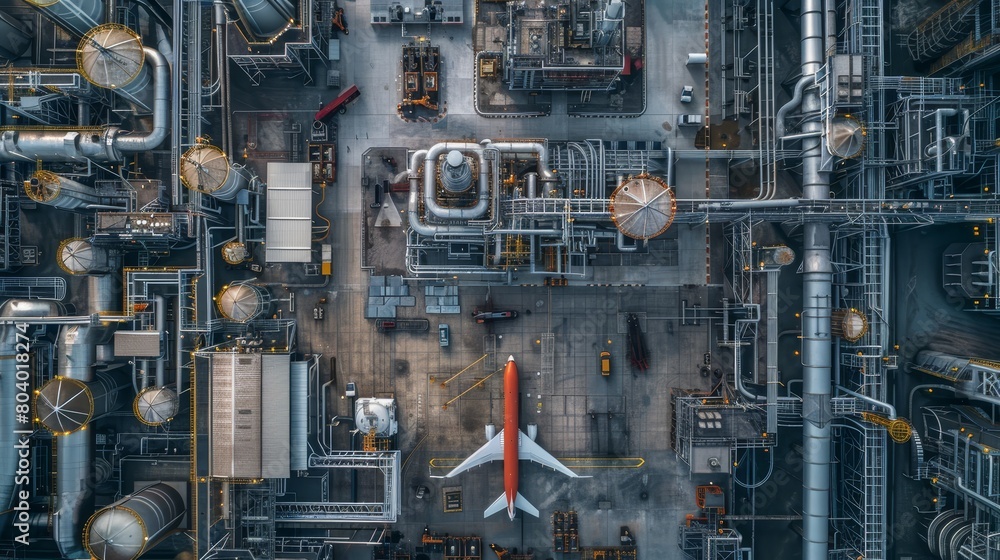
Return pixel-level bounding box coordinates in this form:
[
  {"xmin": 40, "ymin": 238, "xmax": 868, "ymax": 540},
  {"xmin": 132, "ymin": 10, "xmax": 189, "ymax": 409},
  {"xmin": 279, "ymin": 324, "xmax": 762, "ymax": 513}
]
[
  {"xmin": 836, "ymin": 386, "xmax": 897, "ymax": 419},
  {"xmin": 23, "ymin": 0, "xmax": 103, "ymax": 37},
  {"xmin": 112, "ymin": 47, "xmax": 170, "ymax": 153},
  {"xmin": 486, "ymin": 141, "xmax": 558, "ymax": 183},
  {"xmin": 0, "ymin": 47, "xmax": 169, "ymax": 163},
  {"xmin": 53, "ymin": 324, "xmax": 115, "ymax": 559},
  {"xmin": 175, "ymin": 296, "xmax": 184, "ymax": 396},
  {"xmin": 526, "ymin": 172, "xmax": 538, "ymax": 198},
  {"xmin": 154, "ymin": 295, "xmax": 165, "ymax": 387},
  {"xmin": 775, "ymin": 76, "xmax": 813, "ymax": 140},
  {"xmin": 423, "ymin": 143, "xmax": 490, "ymax": 219},
  {"xmin": 931, "ymin": 108, "xmax": 959, "ymax": 173},
  {"xmin": 0, "ymin": 300, "xmax": 63, "ymax": 536},
  {"xmin": 798, "ymin": 1, "xmax": 832, "ymax": 559},
  {"xmin": 407, "ymin": 150, "xmax": 478, "ymax": 237}
]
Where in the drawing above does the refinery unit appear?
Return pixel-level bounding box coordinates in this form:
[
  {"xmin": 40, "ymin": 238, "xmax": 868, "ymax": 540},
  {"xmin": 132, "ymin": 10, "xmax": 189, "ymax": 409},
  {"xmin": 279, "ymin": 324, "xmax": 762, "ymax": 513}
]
[{"xmin": 0, "ymin": 0, "xmax": 998, "ymax": 559}]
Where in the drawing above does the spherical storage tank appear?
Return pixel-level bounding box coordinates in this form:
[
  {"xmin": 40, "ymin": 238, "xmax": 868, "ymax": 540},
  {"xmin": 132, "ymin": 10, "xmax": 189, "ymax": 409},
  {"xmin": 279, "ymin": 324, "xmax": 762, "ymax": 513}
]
[
  {"xmin": 85, "ymin": 483, "xmax": 185, "ymax": 560},
  {"xmin": 216, "ymin": 282, "xmax": 271, "ymax": 322},
  {"xmin": 133, "ymin": 386, "xmax": 179, "ymax": 426},
  {"xmin": 180, "ymin": 145, "xmax": 248, "ymax": 201},
  {"xmin": 57, "ymin": 238, "xmax": 109, "ymax": 274},
  {"xmin": 609, "ymin": 174, "xmax": 676, "ymax": 240}
]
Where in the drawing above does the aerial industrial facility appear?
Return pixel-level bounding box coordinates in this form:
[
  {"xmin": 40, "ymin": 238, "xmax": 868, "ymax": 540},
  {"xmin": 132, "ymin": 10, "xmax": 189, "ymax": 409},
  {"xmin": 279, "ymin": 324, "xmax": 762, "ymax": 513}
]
[{"xmin": 0, "ymin": 0, "xmax": 998, "ymax": 559}]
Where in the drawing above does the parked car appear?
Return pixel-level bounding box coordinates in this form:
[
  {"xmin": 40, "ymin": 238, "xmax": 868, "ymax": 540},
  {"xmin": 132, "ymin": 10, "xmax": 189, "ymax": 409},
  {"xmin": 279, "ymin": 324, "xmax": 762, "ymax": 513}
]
[
  {"xmin": 680, "ymin": 85, "xmax": 694, "ymax": 103},
  {"xmin": 472, "ymin": 310, "xmax": 518, "ymax": 324},
  {"xmin": 600, "ymin": 351, "xmax": 612, "ymax": 376},
  {"xmin": 678, "ymin": 113, "xmax": 704, "ymax": 127},
  {"xmin": 438, "ymin": 323, "xmax": 450, "ymax": 347}
]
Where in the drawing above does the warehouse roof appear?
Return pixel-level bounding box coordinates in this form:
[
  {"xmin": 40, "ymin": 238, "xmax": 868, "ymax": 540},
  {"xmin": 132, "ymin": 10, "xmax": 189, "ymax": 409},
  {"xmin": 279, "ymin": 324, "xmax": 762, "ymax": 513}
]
[{"xmin": 265, "ymin": 163, "xmax": 313, "ymax": 263}]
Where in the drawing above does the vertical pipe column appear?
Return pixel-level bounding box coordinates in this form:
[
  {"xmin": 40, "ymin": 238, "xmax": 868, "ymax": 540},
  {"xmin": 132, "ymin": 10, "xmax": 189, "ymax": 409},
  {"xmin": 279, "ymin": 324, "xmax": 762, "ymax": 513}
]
[{"xmin": 799, "ymin": 1, "xmax": 832, "ymax": 559}]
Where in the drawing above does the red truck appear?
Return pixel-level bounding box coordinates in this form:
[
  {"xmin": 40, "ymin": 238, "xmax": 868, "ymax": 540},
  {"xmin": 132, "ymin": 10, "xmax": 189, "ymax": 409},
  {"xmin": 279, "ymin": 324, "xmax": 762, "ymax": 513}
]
[{"xmin": 315, "ymin": 84, "xmax": 360, "ymax": 121}]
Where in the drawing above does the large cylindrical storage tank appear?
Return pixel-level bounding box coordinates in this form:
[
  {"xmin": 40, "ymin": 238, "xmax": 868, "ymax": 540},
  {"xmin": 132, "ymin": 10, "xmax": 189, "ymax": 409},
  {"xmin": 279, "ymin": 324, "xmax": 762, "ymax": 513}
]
[
  {"xmin": 233, "ymin": 0, "xmax": 295, "ymax": 40},
  {"xmin": 89, "ymin": 273, "xmax": 120, "ymax": 315},
  {"xmin": 77, "ymin": 24, "xmax": 153, "ymax": 111},
  {"xmin": 439, "ymin": 150, "xmax": 473, "ymax": 192},
  {"xmin": 23, "ymin": 0, "xmax": 103, "ymax": 37},
  {"xmin": 216, "ymin": 283, "xmax": 270, "ymax": 322},
  {"xmin": 133, "ymin": 386, "xmax": 179, "ymax": 426},
  {"xmin": 34, "ymin": 370, "xmax": 126, "ymax": 434},
  {"xmin": 57, "ymin": 238, "xmax": 110, "ymax": 275},
  {"xmin": 609, "ymin": 174, "xmax": 676, "ymax": 240},
  {"xmin": 0, "ymin": 300, "xmax": 63, "ymax": 533},
  {"xmin": 0, "ymin": 12, "xmax": 32, "ymax": 61},
  {"xmin": 24, "ymin": 170, "xmax": 101, "ymax": 210},
  {"xmin": 831, "ymin": 308, "xmax": 869, "ymax": 343},
  {"xmin": 180, "ymin": 145, "xmax": 248, "ymax": 201},
  {"xmin": 84, "ymin": 483, "xmax": 185, "ymax": 560},
  {"xmin": 289, "ymin": 361, "xmax": 308, "ymax": 471}
]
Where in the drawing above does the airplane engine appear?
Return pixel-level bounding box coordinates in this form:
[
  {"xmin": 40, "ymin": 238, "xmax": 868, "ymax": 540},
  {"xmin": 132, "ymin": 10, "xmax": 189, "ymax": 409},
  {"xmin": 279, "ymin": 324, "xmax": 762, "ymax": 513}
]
[{"xmin": 526, "ymin": 424, "xmax": 538, "ymax": 441}]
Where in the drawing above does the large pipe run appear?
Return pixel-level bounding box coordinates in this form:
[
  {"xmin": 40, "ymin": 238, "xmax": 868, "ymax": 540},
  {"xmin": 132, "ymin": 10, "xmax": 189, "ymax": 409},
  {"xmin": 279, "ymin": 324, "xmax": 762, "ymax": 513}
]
[
  {"xmin": 23, "ymin": 0, "xmax": 103, "ymax": 37},
  {"xmin": 799, "ymin": 0, "xmax": 833, "ymax": 559},
  {"xmin": 0, "ymin": 48, "xmax": 170, "ymax": 162},
  {"xmin": 423, "ymin": 142, "xmax": 490, "ymax": 220},
  {"xmin": 53, "ymin": 324, "xmax": 115, "ymax": 559},
  {"xmin": 154, "ymin": 295, "xmax": 166, "ymax": 387},
  {"xmin": 0, "ymin": 300, "xmax": 63, "ymax": 535},
  {"xmin": 233, "ymin": 0, "xmax": 295, "ymax": 40}
]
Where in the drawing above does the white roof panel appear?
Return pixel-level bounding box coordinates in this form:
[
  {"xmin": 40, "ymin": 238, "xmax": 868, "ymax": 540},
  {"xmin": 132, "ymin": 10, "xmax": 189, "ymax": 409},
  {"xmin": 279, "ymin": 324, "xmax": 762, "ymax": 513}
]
[{"xmin": 265, "ymin": 163, "xmax": 313, "ymax": 262}]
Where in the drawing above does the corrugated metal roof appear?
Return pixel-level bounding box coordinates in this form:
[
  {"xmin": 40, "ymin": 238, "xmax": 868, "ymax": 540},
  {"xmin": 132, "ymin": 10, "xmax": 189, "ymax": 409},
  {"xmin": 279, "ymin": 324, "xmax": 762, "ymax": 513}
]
[
  {"xmin": 265, "ymin": 163, "xmax": 313, "ymax": 263},
  {"xmin": 261, "ymin": 354, "xmax": 290, "ymax": 479}
]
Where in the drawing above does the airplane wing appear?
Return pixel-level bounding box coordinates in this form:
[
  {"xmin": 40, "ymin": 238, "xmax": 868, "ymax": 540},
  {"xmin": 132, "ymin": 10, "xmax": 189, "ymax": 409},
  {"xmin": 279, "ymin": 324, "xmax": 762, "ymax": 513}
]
[
  {"xmin": 518, "ymin": 430, "xmax": 588, "ymax": 478},
  {"xmin": 438, "ymin": 430, "xmax": 504, "ymax": 478}
]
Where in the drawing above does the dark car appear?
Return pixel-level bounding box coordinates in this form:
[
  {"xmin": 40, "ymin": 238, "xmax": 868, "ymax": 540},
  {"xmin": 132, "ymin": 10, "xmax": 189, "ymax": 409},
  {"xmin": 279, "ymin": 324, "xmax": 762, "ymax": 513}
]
[{"xmin": 472, "ymin": 310, "xmax": 518, "ymax": 324}]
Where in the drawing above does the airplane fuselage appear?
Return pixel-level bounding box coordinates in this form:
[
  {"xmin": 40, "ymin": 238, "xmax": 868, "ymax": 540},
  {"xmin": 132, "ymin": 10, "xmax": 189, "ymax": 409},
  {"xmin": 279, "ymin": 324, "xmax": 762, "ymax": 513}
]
[{"xmin": 502, "ymin": 356, "xmax": 520, "ymax": 520}]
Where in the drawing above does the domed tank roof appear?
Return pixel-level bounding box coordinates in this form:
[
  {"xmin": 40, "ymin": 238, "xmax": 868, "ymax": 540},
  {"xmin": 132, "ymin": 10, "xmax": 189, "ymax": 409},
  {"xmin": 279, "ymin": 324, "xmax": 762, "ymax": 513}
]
[
  {"xmin": 609, "ymin": 174, "xmax": 676, "ymax": 240},
  {"xmin": 77, "ymin": 24, "xmax": 145, "ymax": 88},
  {"xmin": 85, "ymin": 507, "xmax": 146, "ymax": 560},
  {"xmin": 832, "ymin": 308, "xmax": 869, "ymax": 342},
  {"xmin": 440, "ymin": 151, "xmax": 473, "ymax": 193},
  {"xmin": 355, "ymin": 398, "xmax": 397, "ymax": 436},
  {"xmin": 134, "ymin": 387, "xmax": 179, "ymax": 425},
  {"xmin": 827, "ymin": 116, "xmax": 865, "ymax": 159},
  {"xmin": 180, "ymin": 145, "xmax": 232, "ymax": 194},
  {"xmin": 34, "ymin": 377, "xmax": 93, "ymax": 434},
  {"xmin": 58, "ymin": 238, "xmax": 106, "ymax": 274},
  {"xmin": 217, "ymin": 283, "xmax": 268, "ymax": 322}
]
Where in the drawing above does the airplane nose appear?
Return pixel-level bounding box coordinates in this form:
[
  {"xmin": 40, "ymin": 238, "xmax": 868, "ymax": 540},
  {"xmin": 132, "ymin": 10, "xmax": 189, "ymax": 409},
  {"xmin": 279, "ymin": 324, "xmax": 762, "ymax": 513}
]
[{"xmin": 507, "ymin": 355, "xmax": 515, "ymax": 362}]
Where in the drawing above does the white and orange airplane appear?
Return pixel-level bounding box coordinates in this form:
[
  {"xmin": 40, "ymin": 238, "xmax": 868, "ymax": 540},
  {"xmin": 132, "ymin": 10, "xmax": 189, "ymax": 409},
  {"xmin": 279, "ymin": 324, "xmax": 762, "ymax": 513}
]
[{"xmin": 438, "ymin": 355, "xmax": 585, "ymax": 520}]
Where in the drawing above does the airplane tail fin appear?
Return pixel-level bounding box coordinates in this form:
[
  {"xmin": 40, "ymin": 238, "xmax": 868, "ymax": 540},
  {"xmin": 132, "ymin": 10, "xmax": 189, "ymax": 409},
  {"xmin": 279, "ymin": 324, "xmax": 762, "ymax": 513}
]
[
  {"xmin": 514, "ymin": 492, "xmax": 539, "ymax": 517},
  {"xmin": 483, "ymin": 492, "xmax": 540, "ymax": 519}
]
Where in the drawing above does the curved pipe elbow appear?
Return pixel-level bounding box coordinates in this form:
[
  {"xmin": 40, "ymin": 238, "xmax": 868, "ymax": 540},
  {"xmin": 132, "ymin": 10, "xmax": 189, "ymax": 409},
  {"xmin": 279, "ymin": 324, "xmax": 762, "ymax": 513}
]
[
  {"xmin": 775, "ymin": 76, "xmax": 813, "ymax": 139},
  {"xmin": 114, "ymin": 47, "xmax": 170, "ymax": 153}
]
